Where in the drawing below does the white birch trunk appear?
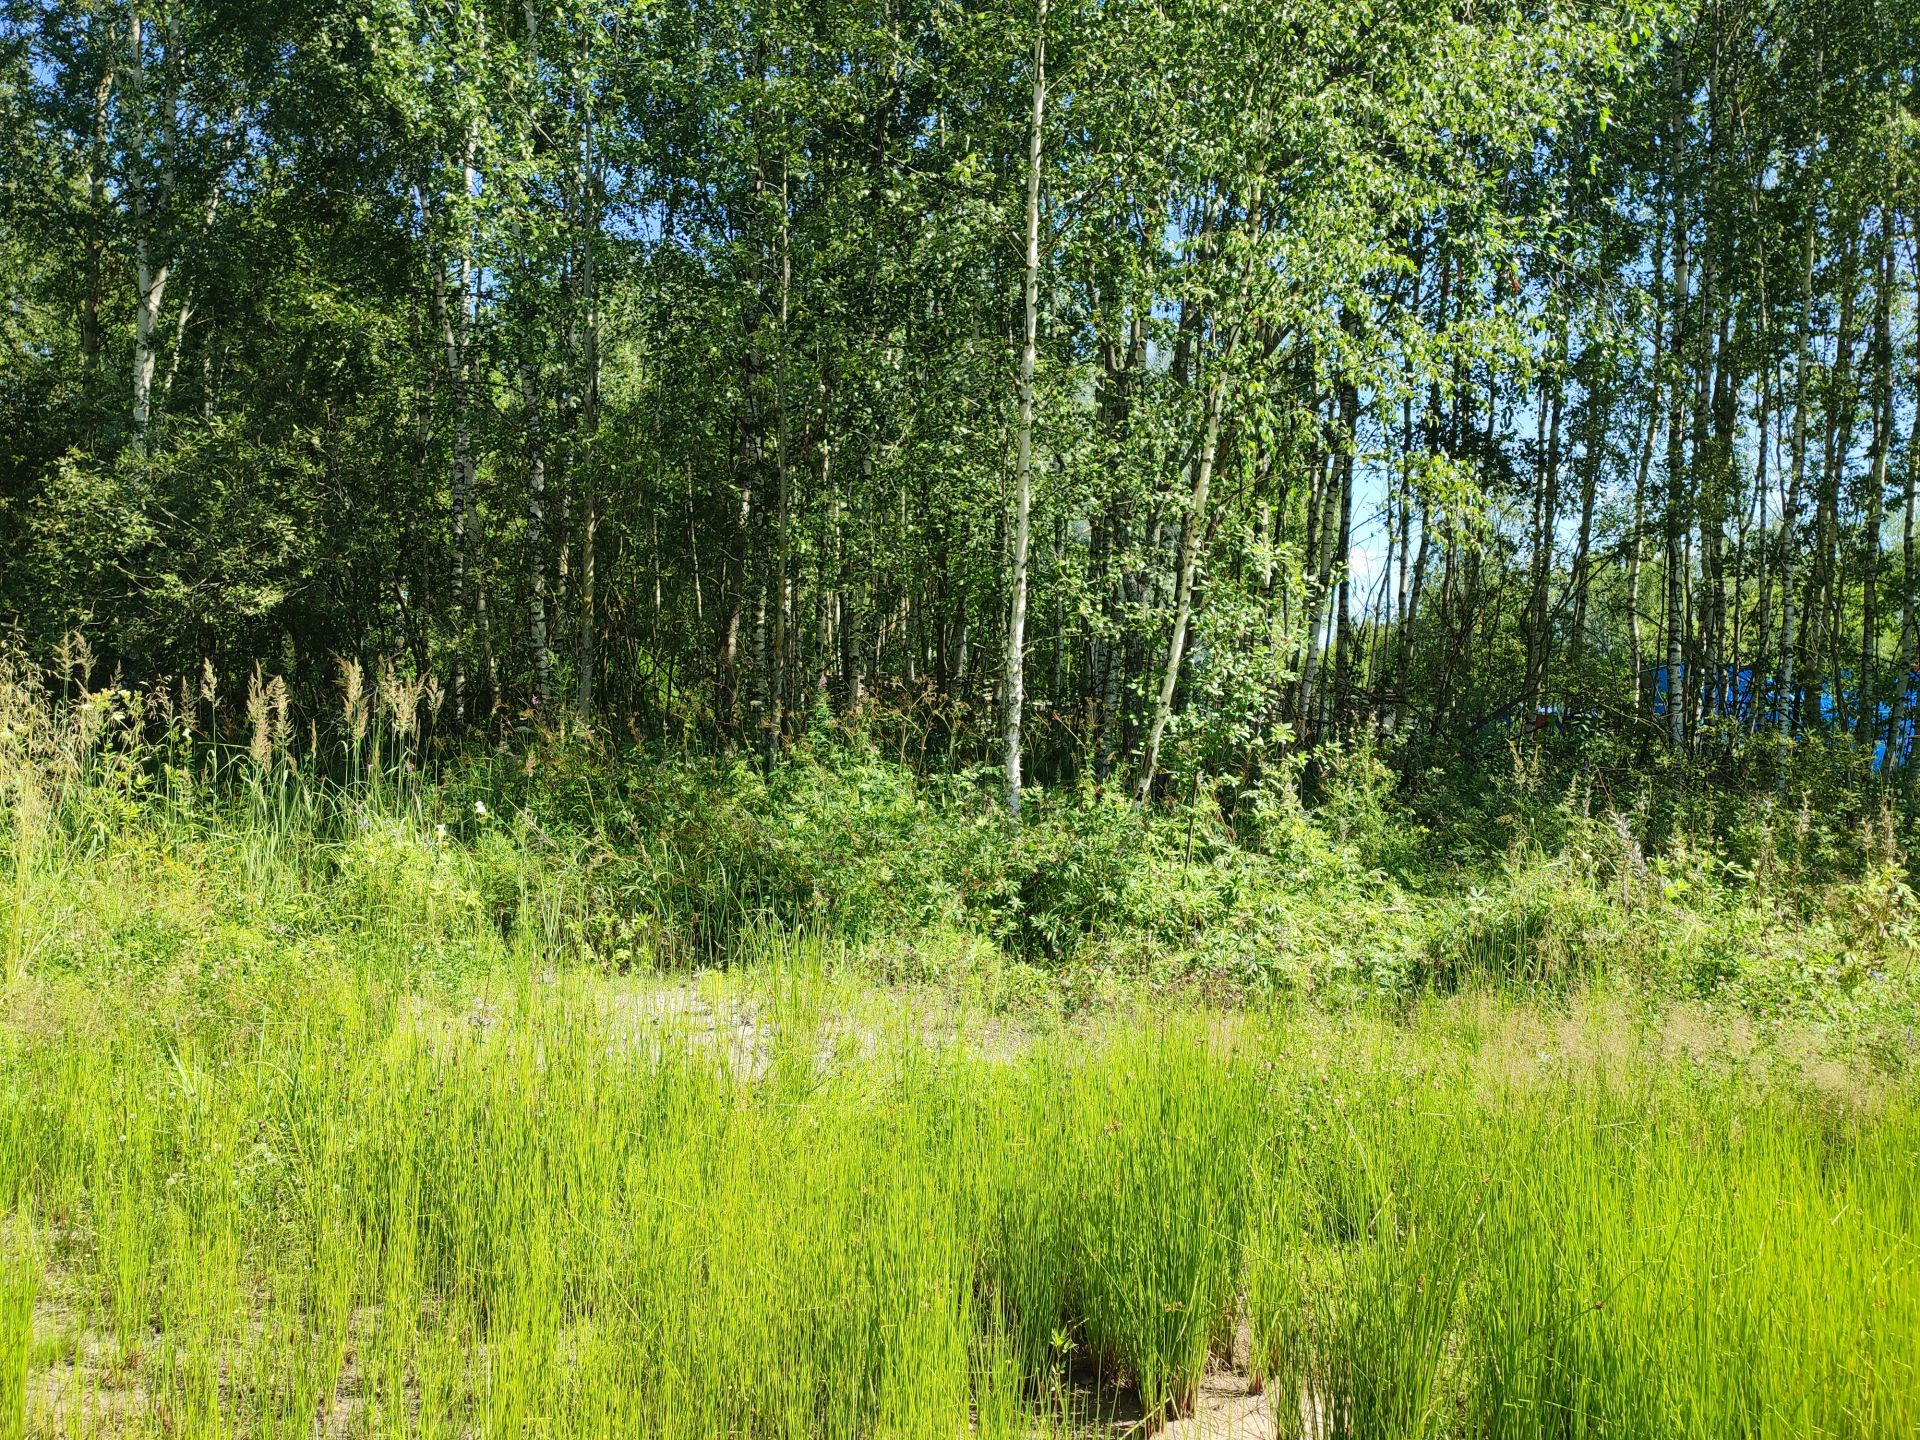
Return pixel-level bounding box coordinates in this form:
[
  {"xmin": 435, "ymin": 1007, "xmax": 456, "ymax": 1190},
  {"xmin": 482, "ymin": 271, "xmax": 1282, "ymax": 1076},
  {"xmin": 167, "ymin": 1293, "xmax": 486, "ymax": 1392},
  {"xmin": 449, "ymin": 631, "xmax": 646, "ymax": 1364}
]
[
  {"xmin": 1004, "ymin": 0, "xmax": 1046, "ymax": 818},
  {"xmin": 128, "ymin": 12, "xmax": 171, "ymax": 456}
]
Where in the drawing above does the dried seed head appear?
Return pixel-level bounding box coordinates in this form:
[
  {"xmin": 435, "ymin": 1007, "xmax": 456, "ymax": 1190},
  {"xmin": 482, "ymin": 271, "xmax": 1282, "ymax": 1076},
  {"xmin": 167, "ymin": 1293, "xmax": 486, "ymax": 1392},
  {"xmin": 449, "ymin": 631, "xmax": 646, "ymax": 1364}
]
[
  {"xmin": 338, "ymin": 656, "xmax": 369, "ymax": 742},
  {"xmin": 378, "ymin": 661, "xmax": 421, "ymax": 739},
  {"xmin": 247, "ymin": 664, "xmax": 271, "ymax": 767},
  {"xmin": 267, "ymin": 674, "xmax": 293, "ymax": 757},
  {"xmin": 56, "ymin": 629, "xmax": 95, "ymax": 693}
]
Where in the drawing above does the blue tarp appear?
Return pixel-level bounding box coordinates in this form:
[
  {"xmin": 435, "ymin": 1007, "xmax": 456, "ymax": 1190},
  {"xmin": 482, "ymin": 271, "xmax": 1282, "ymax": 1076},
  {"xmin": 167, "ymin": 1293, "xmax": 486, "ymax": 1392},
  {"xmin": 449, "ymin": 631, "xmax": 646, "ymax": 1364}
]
[{"xmin": 1651, "ymin": 664, "xmax": 1920, "ymax": 769}]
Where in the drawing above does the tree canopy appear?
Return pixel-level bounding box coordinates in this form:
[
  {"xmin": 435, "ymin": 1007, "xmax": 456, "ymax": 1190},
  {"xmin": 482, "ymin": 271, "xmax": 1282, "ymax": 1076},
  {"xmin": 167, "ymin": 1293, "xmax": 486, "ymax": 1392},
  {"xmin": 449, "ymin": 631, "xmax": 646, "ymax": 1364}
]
[{"xmin": 4, "ymin": 0, "xmax": 1919, "ymax": 800}]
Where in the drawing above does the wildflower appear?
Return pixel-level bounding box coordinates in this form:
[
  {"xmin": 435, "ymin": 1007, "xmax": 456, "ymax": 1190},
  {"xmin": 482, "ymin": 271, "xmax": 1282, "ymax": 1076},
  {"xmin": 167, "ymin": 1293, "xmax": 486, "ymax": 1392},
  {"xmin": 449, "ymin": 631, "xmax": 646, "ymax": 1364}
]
[{"xmin": 474, "ymin": 800, "xmax": 488, "ymax": 818}]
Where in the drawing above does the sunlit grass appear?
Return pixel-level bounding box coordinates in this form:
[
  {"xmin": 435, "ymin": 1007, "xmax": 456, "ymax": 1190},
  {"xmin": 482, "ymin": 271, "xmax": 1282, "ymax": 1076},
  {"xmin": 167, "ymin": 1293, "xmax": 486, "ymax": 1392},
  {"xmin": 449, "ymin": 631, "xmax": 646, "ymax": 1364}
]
[
  {"xmin": 2, "ymin": 956, "xmax": 1915, "ymax": 1438},
  {"xmin": 0, "ymin": 667, "xmax": 1915, "ymax": 1437}
]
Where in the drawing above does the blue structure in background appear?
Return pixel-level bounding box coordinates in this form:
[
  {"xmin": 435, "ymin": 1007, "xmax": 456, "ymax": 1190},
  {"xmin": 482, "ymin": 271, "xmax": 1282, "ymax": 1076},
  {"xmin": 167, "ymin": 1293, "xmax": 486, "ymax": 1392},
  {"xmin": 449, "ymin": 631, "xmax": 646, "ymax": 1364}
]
[{"xmin": 1651, "ymin": 664, "xmax": 1920, "ymax": 770}]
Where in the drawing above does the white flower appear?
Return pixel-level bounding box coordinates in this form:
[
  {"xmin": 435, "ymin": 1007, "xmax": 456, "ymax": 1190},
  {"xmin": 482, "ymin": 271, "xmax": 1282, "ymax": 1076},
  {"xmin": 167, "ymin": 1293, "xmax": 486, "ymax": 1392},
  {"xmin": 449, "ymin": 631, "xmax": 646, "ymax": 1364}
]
[{"xmin": 473, "ymin": 800, "xmax": 488, "ymax": 817}]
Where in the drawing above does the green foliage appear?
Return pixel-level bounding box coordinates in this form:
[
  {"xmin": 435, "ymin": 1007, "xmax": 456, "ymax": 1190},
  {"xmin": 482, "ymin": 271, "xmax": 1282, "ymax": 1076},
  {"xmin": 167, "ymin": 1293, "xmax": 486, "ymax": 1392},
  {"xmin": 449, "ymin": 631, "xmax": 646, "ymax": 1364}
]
[
  {"xmin": 4, "ymin": 655, "xmax": 1916, "ymax": 1031},
  {"xmin": 1243, "ymin": 1012, "xmax": 1920, "ymax": 1440},
  {"xmin": 2, "ymin": 955, "xmax": 1915, "ymax": 1436},
  {"xmin": 19, "ymin": 0, "xmax": 1912, "ymax": 796},
  {"xmin": 1, "ymin": 671, "xmax": 1917, "ymax": 1434},
  {"xmin": 0, "ymin": 1213, "xmax": 34, "ymax": 1438}
]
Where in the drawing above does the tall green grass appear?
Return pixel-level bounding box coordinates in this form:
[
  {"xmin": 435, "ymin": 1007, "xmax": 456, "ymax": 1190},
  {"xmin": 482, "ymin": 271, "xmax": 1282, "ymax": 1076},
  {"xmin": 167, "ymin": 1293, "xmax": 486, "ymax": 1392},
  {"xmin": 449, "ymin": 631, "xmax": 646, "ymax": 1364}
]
[
  {"xmin": 0, "ymin": 658, "xmax": 1917, "ymax": 1436},
  {"xmin": 2, "ymin": 963, "xmax": 1916, "ymax": 1437}
]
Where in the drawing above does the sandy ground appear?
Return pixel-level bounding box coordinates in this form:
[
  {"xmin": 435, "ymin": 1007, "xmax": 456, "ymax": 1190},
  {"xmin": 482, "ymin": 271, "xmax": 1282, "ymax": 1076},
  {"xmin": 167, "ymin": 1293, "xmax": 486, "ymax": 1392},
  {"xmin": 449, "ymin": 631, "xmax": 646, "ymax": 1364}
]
[{"xmin": 1157, "ymin": 1370, "xmax": 1280, "ymax": 1440}]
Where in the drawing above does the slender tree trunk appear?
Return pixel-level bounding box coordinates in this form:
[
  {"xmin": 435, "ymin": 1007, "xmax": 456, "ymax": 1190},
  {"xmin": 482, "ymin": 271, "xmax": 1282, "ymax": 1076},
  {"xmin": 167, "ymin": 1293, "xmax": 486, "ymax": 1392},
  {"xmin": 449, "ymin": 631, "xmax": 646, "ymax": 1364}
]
[
  {"xmin": 1136, "ymin": 384, "xmax": 1224, "ymax": 803},
  {"xmin": 769, "ymin": 159, "xmax": 793, "ymax": 756},
  {"xmin": 513, "ymin": 0, "xmax": 554, "ymax": 715},
  {"xmin": 847, "ymin": 449, "xmax": 872, "ymax": 707},
  {"xmin": 1858, "ymin": 227, "xmax": 1893, "ymax": 743},
  {"xmin": 575, "ymin": 65, "xmax": 601, "ymax": 716},
  {"xmin": 1004, "ymin": 0, "xmax": 1046, "ymax": 817},
  {"xmin": 450, "ymin": 289, "xmax": 477, "ymax": 720},
  {"xmin": 1699, "ymin": 299, "xmax": 1730, "ymax": 729},
  {"xmin": 1295, "ymin": 447, "xmax": 1340, "ymax": 738},
  {"xmin": 1893, "ymin": 224, "xmax": 1920, "ymax": 782},
  {"xmin": 1388, "ymin": 396, "xmax": 1412, "ymax": 732},
  {"xmin": 1628, "ymin": 219, "xmax": 1666, "ymax": 721},
  {"xmin": 128, "ymin": 12, "xmax": 172, "ymax": 457},
  {"xmin": 1815, "ymin": 230, "xmax": 1861, "ymax": 729},
  {"xmin": 1399, "ymin": 490, "xmax": 1430, "ymax": 733},
  {"xmin": 1626, "ymin": 388, "xmax": 1653, "ymax": 719},
  {"xmin": 1665, "ymin": 176, "xmax": 1691, "ymax": 751},
  {"xmin": 523, "ymin": 358, "xmax": 554, "ymax": 709},
  {"xmin": 1747, "ymin": 364, "xmax": 1773, "ymax": 736},
  {"xmin": 1292, "ymin": 443, "xmax": 1326, "ymax": 729},
  {"xmin": 1569, "ymin": 368, "xmax": 1606, "ymax": 692},
  {"xmin": 1331, "ymin": 371, "xmax": 1358, "ymax": 737},
  {"xmin": 82, "ymin": 42, "xmax": 111, "ymax": 378},
  {"xmin": 1525, "ymin": 360, "xmax": 1563, "ymax": 710},
  {"xmin": 434, "ymin": 180, "xmax": 479, "ymax": 727},
  {"xmin": 1779, "ymin": 214, "xmax": 1816, "ymax": 760}
]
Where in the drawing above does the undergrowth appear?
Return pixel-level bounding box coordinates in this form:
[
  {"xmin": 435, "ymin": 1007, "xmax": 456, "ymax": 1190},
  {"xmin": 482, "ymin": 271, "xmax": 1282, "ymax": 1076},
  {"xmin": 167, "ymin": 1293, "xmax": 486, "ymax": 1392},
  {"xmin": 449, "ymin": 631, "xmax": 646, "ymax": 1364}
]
[{"xmin": 1, "ymin": 650, "xmax": 1916, "ymax": 1046}]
